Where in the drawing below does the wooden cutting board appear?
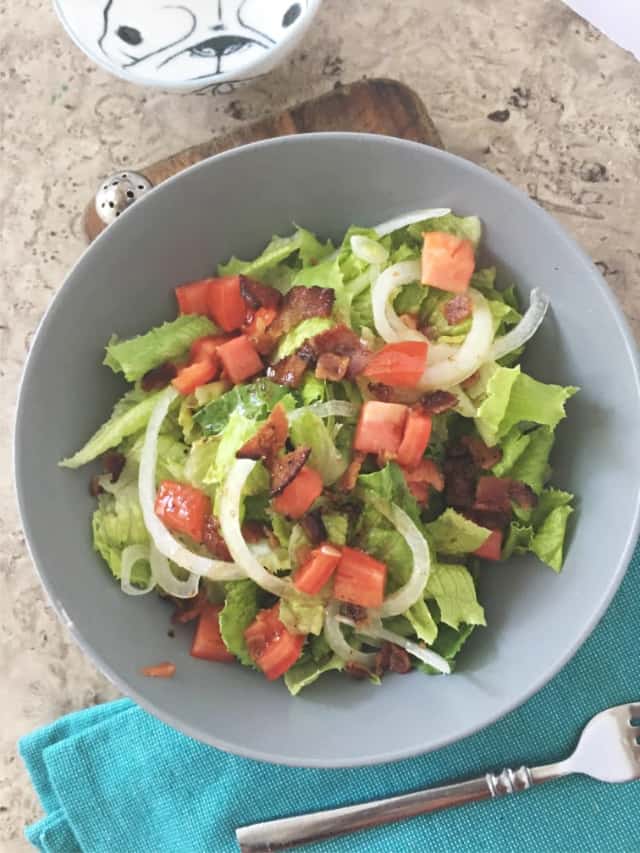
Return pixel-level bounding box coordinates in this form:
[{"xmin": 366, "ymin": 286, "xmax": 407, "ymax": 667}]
[{"xmin": 84, "ymin": 78, "xmax": 443, "ymax": 242}]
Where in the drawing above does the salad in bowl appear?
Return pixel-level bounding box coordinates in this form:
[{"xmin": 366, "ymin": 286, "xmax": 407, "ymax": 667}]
[{"xmin": 61, "ymin": 209, "xmax": 577, "ymax": 694}]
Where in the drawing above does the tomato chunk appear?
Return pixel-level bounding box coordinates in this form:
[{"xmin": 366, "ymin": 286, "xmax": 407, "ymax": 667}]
[
  {"xmin": 175, "ymin": 279, "xmax": 213, "ymax": 316},
  {"xmin": 154, "ymin": 481, "xmax": 211, "ymax": 543},
  {"xmin": 189, "ymin": 334, "xmax": 229, "ymax": 362},
  {"xmin": 353, "ymin": 401, "xmax": 408, "ymax": 456},
  {"xmin": 208, "ymin": 275, "xmax": 248, "ymax": 331},
  {"xmin": 333, "ymin": 546, "xmax": 387, "ymax": 609},
  {"xmin": 396, "ymin": 410, "xmax": 433, "ymax": 469},
  {"xmin": 363, "ymin": 342, "xmax": 429, "ymax": 387},
  {"xmin": 172, "ymin": 357, "xmax": 219, "ymax": 395},
  {"xmin": 216, "ymin": 335, "xmax": 263, "ymax": 384},
  {"xmin": 294, "ymin": 543, "xmax": 342, "ymax": 595},
  {"xmin": 141, "ymin": 661, "xmax": 176, "ymax": 678},
  {"xmin": 473, "ymin": 529, "xmax": 503, "ymax": 561},
  {"xmin": 190, "ymin": 603, "xmax": 235, "ymax": 662},
  {"xmin": 421, "ymin": 232, "xmax": 475, "ymax": 293},
  {"xmin": 272, "ymin": 465, "xmax": 323, "ymax": 519},
  {"xmin": 244, "ymin": 604, "xmax": 305, "ymax": 681}
]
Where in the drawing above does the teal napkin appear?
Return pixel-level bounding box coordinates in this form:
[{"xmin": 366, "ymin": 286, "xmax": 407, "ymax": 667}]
[{"xmin": 21, "ymin": 543, "xmax": 639, "ymax": 853}]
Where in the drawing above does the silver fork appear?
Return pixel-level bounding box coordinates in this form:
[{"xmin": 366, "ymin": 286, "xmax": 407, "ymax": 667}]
[{"xmin": 236, "ymin": 702, "xmax": 640, "ymax": 852}]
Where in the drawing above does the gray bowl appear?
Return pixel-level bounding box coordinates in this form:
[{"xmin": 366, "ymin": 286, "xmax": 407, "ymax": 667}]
[{"xmin": 14, "ymin": 134, "xmax": 640, "ymax": 767}]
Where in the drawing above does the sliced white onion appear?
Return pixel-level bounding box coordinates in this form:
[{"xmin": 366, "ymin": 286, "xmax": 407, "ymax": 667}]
[
  {"xmin": 490, "ymin": 288, "xmax": 550, "ymax": 361},
  {"xmin": 139, "ymin": 387, "xmax": 245, "ymax": 581},
  {"xmin": 288, "ymin": 401, "xmax": 359, "ymax": 421},
  {"xmin": 417, "ymin": 290, "xmax": 494, "ymax": 390},
  {"xmin": 121, "ymin": 545, "xmax": 155, "ymax": 596},
  {"xmin": 339, "ymin": 615, "xmax": 451, "ymax": 674},
  {"xmin": 324, "ymin": 600, "xmax": 378, "ymax": 668},
  {"xmin": 350, "ymin": 234, "xmax": 389, "ymax": 265},
  {"xmin": 219, "ymin": 458, "xmax": 292, "ymax": 598},
  {"xmin": 372, "ymin": 260, "xmax": 430, "ymax": 344},
  {"xmin": 374, "ymin": 208, "xmax": 451, "ymax": 238},
  {"xmin": 369, "ymin": 497, "xmax": 430, "ymax": 617},
  {"xmin": 149, "ymin": 543, "xmax": 200, "ymax": 599}
]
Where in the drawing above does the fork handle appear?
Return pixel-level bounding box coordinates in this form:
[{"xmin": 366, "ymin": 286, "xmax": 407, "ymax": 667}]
[{"xmin": 236, "ymin": 766, "xmax": 537, "ymax": 852}]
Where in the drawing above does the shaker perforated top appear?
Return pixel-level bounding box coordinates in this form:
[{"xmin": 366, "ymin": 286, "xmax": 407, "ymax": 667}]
[{"xmin": 53, "ymin": 0, "xmax": 321, "ymax": 93}]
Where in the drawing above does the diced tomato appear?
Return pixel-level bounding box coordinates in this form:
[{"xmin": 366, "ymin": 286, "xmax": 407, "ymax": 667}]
[
  {"xmin": 190, "ymin": 603, "xmax": 235, "ymax": 662},
  {"xmin": 243, "ymin": 306, "xmax": 278, "ymax": 337},
  {"xmin": 175, "ymin": 279, "xmax": 213, "ymax": 316},
  {"xmin": 421, "ymin": 232, "xmax": 475, "ymax": 293},
  {"xmin": 189, "ymin": 334, "xmax": 229, "ymax": 362},
  {"xmin": 154, "ymin": 481, "xmax": 211, "ymax": 543},
  {"xmin": 172, "ymin": 357, "xmax": 219, "ymax": 395},
  {"xmin": 473, "ymin": 529, "xmax": 503, "ymax": 561},
  {"xmin": 272, "ymin": 465, "xmax": 323, "ymax": 519},
  {"xmin": 294, "ymin": 543, "xmax": 342, "ymax": 595},
  {"xmin": 363, "ymin": 342, "xmax": 429, "ymax": 387},
  {"xmin": 208, "ymin": 275, "xmax": 248, "ymax": 331},
  {"xmin": 353, "ymin": 401, "xmax": 409, "ymax": 456},
  {"xmin": 244, "ymin": 604, "xmax": 305, "ymax": 681},
  {"xmin": 333, "ymin": 547, "xmax": 387, "ymax": 609},
  {"xmin": 216, "ymin": 335, "xmax": 263, "ymax": 384},
  {"xmin": 141, "ymin": 661, "xmax": 176, "ymax": 678},
  {"xmin": 396, "ymin": 410, "xmax": 433, "ymax": 469}
]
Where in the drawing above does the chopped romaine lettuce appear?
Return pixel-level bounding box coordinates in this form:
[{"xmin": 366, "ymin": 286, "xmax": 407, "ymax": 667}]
[
  {"xmin": 92, "ymin": 485, "xmax": 150, "ymax": 583},
  {"xmin": 425, "ymin": 563, "xmax": 486, "ymax": 630},
  {"xmin": 406, "ymin": 597, "xmax": 438, "ymax": 645},
  {"xmin": 509, "ymin": 426, "xmax": 554, "ymax": 494},
  {"xmin": 219, "ymin": 580, "xmax": 260, "ymax": 666},
  {"xmin": 425, "ymin": 508, "xmax": 490, "ymax": 555},
  {"xmin": 104, "ymin": 315, "xmax": 216, "ymax": 382},
  {"xmin": 273, "ymin": 317, "xmax": 334, "ymax": 361},
  {"xmin": 284, "ymin": 635, "xmax": 343, "ymax": 695},
  {"xmin": 321, "ymin": 511, "xmax": 349, "ymax": 546},
  {"xmin": 289, "ymin": 410, "xmax": 348, "ymax": 486},
  {"xmin": 531, "ymin": 505, "xmax": 573, "ymax": 571},
  {"xmin": 194, "ymin": 379, "xmax": 292, "ymax": 436},
  {"xmin": 279, "ymin": 591, "xmax": 325, "ymax": 636}
]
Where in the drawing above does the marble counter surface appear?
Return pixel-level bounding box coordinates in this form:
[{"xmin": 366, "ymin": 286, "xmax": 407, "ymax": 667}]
[{"xmin": 1, "ymin": 0, "xmax": 639, "ymax": 848}]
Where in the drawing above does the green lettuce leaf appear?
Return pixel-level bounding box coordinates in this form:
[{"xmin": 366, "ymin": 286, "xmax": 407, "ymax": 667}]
[
  {"xmin": 531, "ymin": 487, "xmax": 574, "ymax": 527},
  {"xmin": 502, "ymin": 522, "xmax": 534, "ymax": 559},
  {"xmin": 321, "ymin": 511, "xmax": 349, "ymax": 546},
  {"xmin": 425, "ymin": 508, "xmax": 490, "ymax": 555},
  {"xmin": 289, "ymin": 410, "xmax": 348, "ymax": 486},
  {"xmin": 409, "ymin": 213, "xmax": 482, "ymax": 248},
  {"xmin": 205, "ymin": 413, "xmax": 257, "ymax": 486},
  {"xmin": 357, "ymin": 462, "xmax": 421, "ymax": 524},
  {"xmin": 194, "ymin": 379, "xmax": 291, "ymax": 436},
  {"xmin": 426, "ymin": 563, "xmax": 486, "ymax": 630},
  {"xmin": 218, "ymin": 228, "xmax": 333, "ymax": 285},
  {"xmin": 509, "ymin": 426, "xmax": 554, "ymax": 494},
  {"xmin": 406, "ymin": 597, "xmax": 438, "ymax": 645},
  {"xmin": 273, "ymin": 317, "xmax": 334, "ymax": 361},
  {"xmin": 531, "ymin": 505, "xmax": 574, "ymax": 571},
  {"xmin": 60, "ymin": 388, "xmax": 163, "ymax": 469},
  {"xmin": 393, "ymin": 282, "xmax": 428, "ymax": 316},
  {"xmin": 92, "ymin": 484, "xmax": 150, "ymax": 583},
  {"xmin": 299, "ymin": 374, "xmax": 326, "ymax": 406},
  {"xmin": 218, "ymin": 580, "xmax": 260, "ymax": 666},
  {"xmin": 104, "ymin": 315, "xmax": 216, "ymax": 382},
  {"xmin": 183, "ymin": 439, "xmax": 218, "ymax": 492},
  {"xmin": 284, "ymin": 635, "xmax": 343, "ymax": 696},
  {"xmin": 491, "ymin": 427, "xmax": 531, "ymax": 477},
  {"xmin": 279, "ymin": 592, "xmax": 325, "ymax": 636}
]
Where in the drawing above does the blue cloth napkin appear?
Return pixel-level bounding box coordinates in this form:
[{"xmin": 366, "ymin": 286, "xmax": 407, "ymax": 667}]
[{"xmin": 21, "ymin": 542, "xmax": 640, "ymax": 853}]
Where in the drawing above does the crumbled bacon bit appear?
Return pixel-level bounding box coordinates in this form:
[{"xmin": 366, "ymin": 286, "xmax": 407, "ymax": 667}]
[
  {"xmin": 141, "ymin": 662, "xmax": 176, "ymax": 678},
  {"xmin": 299, "ymin": 511, "xmax": 327, "ymax": 546},
  {"xmin": 269, "ymin": 447, "xmax": 311, "ymax": 496},
  {"xmin": 340, "ymin": 602, "xmax": 368, "ymax": 624},
  {"xmin": 345, "ymin": 661, "xmax": 371, "ymax": 680},
  {"xmin": 443, "ymin": 294, "xmax": 472, "ymax": 325},
  {"xmin": 443, "ymin": 450, "xmax": 476, "ymax": 509},
  {"xmin": 242, "ymin": 521, "xmax": 266, "ymax": 543},
  {"xmin": 239, "ymin": 276, "xmax": 282, "ymax": 310},
  {"xmin": 236, "ymin": 403, "xmax": 288, "ymax": 461},
  {"xmin": 474, "ymin": 477, "xmax": 537, "ymax": 513},
  {"xmin": 102, "ymin": 451, "xmax": 126, "ymax": 483},
  {"xmin": 367, "ymin": 382, "xmax": 393, "ymax": 402},
  {"xmin": 418, "ymin": 390, "xmax": 458, "ymax": 415},
  {"xmin": 89, "ymin": 475, "xmax": 104, "ymax": 497},
  {"xmin": 203, "ymin": 515, "xmax": 232, "ymax": 560},
  {"xmin": 141, "ymin": 362, "xmax": 177, "ymax": 392},
  {"xmin": 266, "ymin": 343, "xmax": 316, "ymax": 388},
  {"xmin": 315, "ymin": 352, "xmax": 350, "ymax": 381},
  {"xmin": 461, "ymin": 435, "xmax": 503, "ymax": 470},
  {"xmin": 311, "ymin": 324, "xmax": 370, "ymax": 378},
  {"xmin": 508, "ymin": 481, "xmax": 538, "ymax": 510},
  {"xmin": 464, "ymin": 508, "xmax": 511, "ymax": 531},
  {"xmin": 340, "ymin": 451, "xmax": 366, "ymax": 491},
  {"xmin": 171, "ymin": 588, "xmax": 207, "ymax": 625},
  {"xmin": 269, "ymin": 286, "xmax": 335, "ymax": 338},
  {"xmin": 374, "ymin": 642, "xmax": 411, "ymax": 675}
]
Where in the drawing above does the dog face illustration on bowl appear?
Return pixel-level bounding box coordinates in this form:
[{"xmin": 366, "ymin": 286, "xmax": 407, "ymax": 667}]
[{"xmin": 97, "ymin": 0, "xmax": 308, "ymax": 82}]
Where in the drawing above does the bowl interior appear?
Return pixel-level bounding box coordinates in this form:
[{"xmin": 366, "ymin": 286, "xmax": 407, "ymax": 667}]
[{"xmin": 15, "ymin": 134, "xmax": 640, "ymax": 766}]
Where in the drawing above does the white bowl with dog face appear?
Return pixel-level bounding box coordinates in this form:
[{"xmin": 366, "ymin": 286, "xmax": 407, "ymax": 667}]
[{"xmin": 53, "ymin": 0, "xmax": 322, "ymax": 93}]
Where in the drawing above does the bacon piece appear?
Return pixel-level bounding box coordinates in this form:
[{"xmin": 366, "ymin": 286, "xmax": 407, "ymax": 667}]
[
  {"xmin": 89, "ymin": 475, "xmax": 104, "ymax": 497},
  {"xmin": 375, "ymin": 642, "xmax": 411, "ymax": 676},
  {"xmin": 418, "ymin": 390, "xmax": 458, "ymax": 416},
  {"xmin": 269, "ymin": 286, "xmax": 335, "ymax": 337},
  {"xmin": 266, "ymin": 342, "xmax": 316, "ymax": 388},
  {"xmin": 464, "ymin": 508, "xmax": 511, "ymax": 531},
  {"xmin": 242, "ymin": 521, "xmax": 266, "ymax": 543},
  {"xmin": 443, "ymin": 294, "xmax": 472, "ymax": 325},
  {"xmin": 102, "ymin": 451, "xmax": 126, "ymax": 483},
  {"xmin": 141, "ymin": 362, "xmax": 177, "ymax": 391},
  {"xmin": 269, "ymin": 447, "xmax": 311, "ymax": 496},
  {"xmin": 298, "ymin": 510, "xmax": 327, "ymax": 546},
  {"xmin": 315, "ymin": 352, "xmax": 350, "ymax": 381},
  {"xmin": 203, "ymin": 515, "xmax": 232, "ymax": 561},
  {"xmin": 141, "ymin": 662, "xmax": 176, "ymax": 678},
  {"xmin": 239, "ymin": 276, "xmax": 282, "ymax": 311},
  {"xmin": 345, "ymin": 661, "xmax": 371, "ymax": 680},
  {"xmin": 340, "ymin": 602, "xmax": 368, "ymax": 624},
  {"xmin": 461, "ymin": 435, "xmax": 503, "ymax": 470},
  {"xmin": 367, "ymin": 382, "xmax": 393, "ymax": 402},
  {"xmin": 236, "ymin": 403, "xmax": 289, "ymax": 461},
  {"xmin": 443, "ymin": 448, "xmax": 476, "ymax": 509},
  {"xmin": 171, "ymin": 588, "xmax": 207, "ymax": 625},
  {"xmin": 474, "ymin": 477, "xmax": 537, "ymax": 512},
  {"xmin": 340, "ymin": 451, "xmax": 366, "ymax": 491},
  {"xmin": 311, "ymin": 324, "xmax": 370, "ymax": 378}
]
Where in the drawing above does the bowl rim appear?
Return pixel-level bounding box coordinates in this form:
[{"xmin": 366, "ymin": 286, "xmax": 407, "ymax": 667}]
[
  {"xmin": 52, "ymin": 0, "xmax": 323, "ymax": 92},
  {"xmin": 14, "ymin": 132, "xmax": 640, "ymax": 767}
]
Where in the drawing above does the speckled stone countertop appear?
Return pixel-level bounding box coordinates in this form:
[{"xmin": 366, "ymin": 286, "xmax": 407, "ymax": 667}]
[{"xmin": 2, "ymin": 0, "xmax": 639, "ymax": 848}]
